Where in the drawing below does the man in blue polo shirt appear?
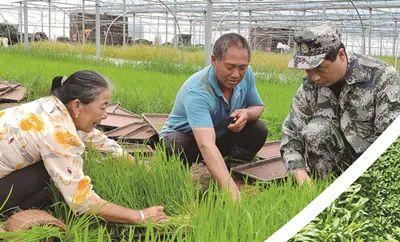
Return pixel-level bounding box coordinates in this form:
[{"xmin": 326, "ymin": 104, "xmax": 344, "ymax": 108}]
[{"xmin": 160, "ymin": 33, "xmax": 267, "ymax": 201}]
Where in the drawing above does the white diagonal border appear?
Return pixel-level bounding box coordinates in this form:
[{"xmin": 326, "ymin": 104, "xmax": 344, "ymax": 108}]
[{"xmin": 265, "ymin": 115, "xmax": 400, "ymax": 242}]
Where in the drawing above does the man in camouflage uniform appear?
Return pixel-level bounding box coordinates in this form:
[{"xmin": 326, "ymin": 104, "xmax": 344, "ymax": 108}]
[{"xmin": 281, "ymin": 22, "xmax": 400, "ymax": 185}]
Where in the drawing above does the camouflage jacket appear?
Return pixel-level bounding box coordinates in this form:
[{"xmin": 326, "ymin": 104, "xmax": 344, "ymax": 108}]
[{"xmin": 281, "ymin": 53, "xmax": 400, "ymax": 171}]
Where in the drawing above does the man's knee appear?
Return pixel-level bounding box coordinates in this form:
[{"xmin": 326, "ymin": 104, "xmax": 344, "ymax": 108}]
[
  {"xmin": 243, "ymin": 120, "xmax": 268, "ymax": 145},
  {"xmin": 163, "ymin": 131, "xmax": 195, "ymax": 151},
  {"xmin": 161, "ymin": 131, "xmax": 200, "ymax": 165}
]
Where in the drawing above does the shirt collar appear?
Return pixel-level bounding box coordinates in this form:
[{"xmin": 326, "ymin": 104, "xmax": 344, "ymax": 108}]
[{"xmin": 344, "ymin": 52, "xmax": 371, "ymax": 85}]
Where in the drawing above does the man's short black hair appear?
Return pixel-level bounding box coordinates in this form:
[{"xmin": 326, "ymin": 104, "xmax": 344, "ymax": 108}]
[{"xmin": 325, "ymin": 42, "xmax": 346, "ymax": 62}]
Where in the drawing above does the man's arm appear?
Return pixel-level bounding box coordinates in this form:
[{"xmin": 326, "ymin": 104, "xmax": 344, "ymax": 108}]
[
  {"xmin": 192, "ymin": 127, "xmax": 240, "ymax": 201},
  {"xmin": 281, "ymin": 81, "xmax": 313, "ymax": 184}
]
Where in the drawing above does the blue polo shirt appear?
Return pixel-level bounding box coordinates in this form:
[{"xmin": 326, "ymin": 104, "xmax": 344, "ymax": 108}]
[{"xmin": 160, "ymin": 65, "xmax": 263, "ymax": 139}]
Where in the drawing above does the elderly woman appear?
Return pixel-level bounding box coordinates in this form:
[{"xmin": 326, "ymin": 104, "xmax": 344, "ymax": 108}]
[{"xmin": 0, "ymin": 70, "xmax": 166, "ymax": 224}]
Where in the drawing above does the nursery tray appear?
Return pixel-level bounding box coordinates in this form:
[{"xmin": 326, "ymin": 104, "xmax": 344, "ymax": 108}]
[
  {"xmin": 142, "ymin": 113, "xmax": 169, "ymax": 134},
  {"xmin": 105, "ymin": 122, "xmax": 147, "ymax": 139},
  {"xmin": 119, "ymin": 124, "xmax": 157, "ymax": 141},
  {"xmin": 0, "ymin": 102, "xmax": 18, "ymax": 110},
  {"xmin": 106, "ymin": 103, "xmax": 137, "ymax": 116},
  {"xmin": 0, "ymin": 82, "xmax": 20, "ymax": 95},
  {"xmin": 232, "ymin": 157, "xmax": 288, "ymax": 182},
  {"xmin": 0, "ymin": 86, "xmax": 26, "ymax": 102},
  {"xmin": 99, "ymin": 113, "xmax": 143, "ymax": 130},
  {"xmin": 256, "ymin": 141, "xmax": 281, "ymax": 160},
  {"xmin": 0, "ymin": 82, "xmax": 15, "ymax": 92}
]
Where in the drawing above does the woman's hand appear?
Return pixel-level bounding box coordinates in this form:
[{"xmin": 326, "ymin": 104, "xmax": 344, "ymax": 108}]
[{"xmin": 141, "ymin": 206, "xmax": 168, "ymax": 223}]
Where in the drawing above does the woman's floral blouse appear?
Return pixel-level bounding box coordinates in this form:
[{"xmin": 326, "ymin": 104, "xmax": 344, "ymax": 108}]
[{"xmin": 0, "ymin": 96, "xmax": 123, "ymax": 214}]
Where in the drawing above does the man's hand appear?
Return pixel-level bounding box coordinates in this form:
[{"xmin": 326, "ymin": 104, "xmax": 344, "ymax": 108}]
[
  {"xmin": 293, "ymin": 169, "xmax": 312, "ymax": 186},
  {"xmin": 228, "ymin": 109, "xmax": 248, "ymax": 132},
  {"xmin": 142, "ymin": 206, "xmax": 168, "ymax": 224}
]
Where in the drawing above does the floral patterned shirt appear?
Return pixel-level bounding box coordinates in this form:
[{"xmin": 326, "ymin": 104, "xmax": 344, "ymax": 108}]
[{"xmin": 0, "ymin": 96, "xmax": 123, "ymax": 214}]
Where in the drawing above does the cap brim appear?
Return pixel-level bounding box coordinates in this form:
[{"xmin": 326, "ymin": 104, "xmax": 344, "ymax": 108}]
[{"xmin": 288, "ymin": 52, "xmax": 326, "ymax": 70}]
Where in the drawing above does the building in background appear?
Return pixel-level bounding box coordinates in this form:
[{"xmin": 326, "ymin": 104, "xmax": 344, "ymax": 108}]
[
  {"xmin": 69, "ymin": 12, "xmax": 127, "ymax": 45},
  {"xmin": 249, "ymin": 26, "xmax": 294, "ymax": 52}
]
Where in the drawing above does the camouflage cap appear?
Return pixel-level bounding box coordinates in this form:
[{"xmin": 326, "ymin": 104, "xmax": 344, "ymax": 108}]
[{"xmin": 288, "ymin": 22, "xmax": 341, "ymax": 70}]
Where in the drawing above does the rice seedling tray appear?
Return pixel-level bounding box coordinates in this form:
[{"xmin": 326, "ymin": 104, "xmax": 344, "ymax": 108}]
[
  {"xmin": 99, "ymin": 113, "xmax": 143, "ymax": 131},
  {"xmin": 106, "ymin": 103, "xmax": 137, "ymax": 116},
  {"xmin": 105, "ymin": 122, "xmax": 148, "ymax": 139},
  {"xmin": 232, "ymin": 157, "xmax": 288, "ymax": 182},
  {"xmin": 0, "ymin": 86, "xmax": 26, "ymax": 102},
  {"xmin": 142, "ymin": 113, "xmax": 169, "ymax": 134},
  {"xmin": 119, "ymin": 124, "xmax": 157, "ymax": 141},
  {"xmin": 256, "ymin": 140, "xmax": 281, "ymax": 160},
  {"xmin": 0, "ymin": 102, "xmax": 18, "ymax": 110},
  {"xmin": 0, "ymin": 81, "xmax": 20, "ymax": 96}
]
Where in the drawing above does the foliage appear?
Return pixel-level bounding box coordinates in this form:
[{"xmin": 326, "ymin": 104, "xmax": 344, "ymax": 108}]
[{"xmin": 294, "ymin": 138, "xmax": 400, "ymax": 241}]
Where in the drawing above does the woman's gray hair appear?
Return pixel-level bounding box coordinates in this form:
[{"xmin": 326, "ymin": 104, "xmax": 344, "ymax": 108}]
[
  {"xmin": 212, "ymin": 33, "xmax": 251, "ymax": 61},
  {"xmin": 51, "ymin": 70, "xmax": 110, "ymax": 104}
]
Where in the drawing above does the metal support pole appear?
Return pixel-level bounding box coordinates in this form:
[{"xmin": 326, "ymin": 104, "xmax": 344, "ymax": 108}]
[
  {"xmin": 248, "ymin": 10, "xmax": 251, "ymax": 41},
  {"xmin": 82, "ymin": 0, "xmax": 85, "ymax": 44},
  {"xmin": 165, "ymin": 12, "xmax": 168, "ymax": 43},
  {"xmin": 157, "ymin": 18, "xmax": 160, "ymax": 44},
  {"xmin": 173, "ymin": 0, "xmax": 177, "ymax": 48},
  {"xmin": 368, "ymin": 7, "xmax": 372, "ymax": 55},
  {"xmin": 132, "ymin": 13, "xmax": 135, "ymax": 42},
  {"xmin": 139, "ymin": 18, "xmax": 142, "ymax": 39},
  {"xmin": 41, "ymin": 9, "xmax": 44, "ymax": 32},
  {"xmin": 122, "ymin": 0, "xmax": 126, "ymax": 46},
  {"xmin": 189, "ymin": 19, "xmax": 192, "ymax": 39},
  {"xmin": 393, "ymin": 21, "xmax": 397, "ymax": 58},
  {"xmin": 204, "ymin": 0, "xmax": 213, "ymax": 66},
  {"xmin": 95, "ymin": 0, "xmax": 100, "ymax": 58},
  {"xmin": 147, "ymin": 16, "xmax": 151, "ymax": 40},
  {"xmin": 19, "ymin": 2, "xmax": 23, "ymax": 43},
  {"xmin": 379, "ymin": 34, "xmax": 383, "ymax": 56},
  {"xmin": 238, "ymin": 0, "xmax": 241, "ymax": 35},
  {"xmin": 48, "ymin": 0, "xmax": 51, "ymax": 40},
  {"xmin": 23, "ymin": 0, "xmax": 28, "ymax": 50},
  {"xmin": 63, "ymin": 11, "xmax": 66, "ymax": 37}
]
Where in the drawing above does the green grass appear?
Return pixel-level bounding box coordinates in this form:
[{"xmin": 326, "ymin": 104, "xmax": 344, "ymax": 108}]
[{"xmin": 0, "ymin": 47, "xmax": 300, "ymax": 140}]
